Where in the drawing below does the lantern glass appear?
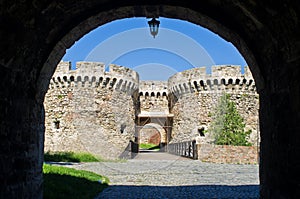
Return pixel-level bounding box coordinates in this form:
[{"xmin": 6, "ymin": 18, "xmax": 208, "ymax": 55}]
[{"xmin": 148, "ymin": 18, "xmax": 160, "ymax": 38}]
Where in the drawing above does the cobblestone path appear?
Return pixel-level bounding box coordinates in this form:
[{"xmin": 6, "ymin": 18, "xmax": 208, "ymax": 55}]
[{"xmin": 68, "ymin": 152, "xmax": 259, "ymax": 199}]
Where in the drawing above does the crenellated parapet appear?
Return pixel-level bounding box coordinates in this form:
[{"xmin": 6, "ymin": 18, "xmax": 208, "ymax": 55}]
[
  {"xmin": 139, "ymin": 81, "xmax": 169, "ymax": 114},
  {"xmin": 49, "ymin": 61, "xmax": 139, "ymax": 95},
  {"xmin": 139, "ymin": 81, "xmax": 168, "ymax": 98},
  {"xmin": 168, "ymin": 65, "xmax": 257, "ymax": 98}
]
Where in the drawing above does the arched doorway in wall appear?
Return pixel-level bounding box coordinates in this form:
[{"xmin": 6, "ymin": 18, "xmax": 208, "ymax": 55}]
[
  {"xmin": 139, "ymin": 123, "xmax": 165, "ymax": 151},
  {"xmin": 3, "ymin": 2, "xmax": 297, "ymax": 199},
  {"xmin": 35, "ymin": 4, "xmax": 262, "ymax": 194},
  {"xmin": 42, "ymin": 14, "xmax": 260, "ymax": 197},
  {"xmin": 38, "ymin": 4, "xmax": 264, "ymax": 167},
  {"xmin": 137, "ymin": 121, "xmax": 170, "ymax": 151}
]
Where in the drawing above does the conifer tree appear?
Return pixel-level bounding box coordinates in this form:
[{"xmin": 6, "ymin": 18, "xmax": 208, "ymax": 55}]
[{"xmin": 209, "ymin": 93, "xmax": 251, "ymax": 146}]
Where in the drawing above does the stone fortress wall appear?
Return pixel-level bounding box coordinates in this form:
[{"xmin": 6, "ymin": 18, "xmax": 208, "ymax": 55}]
[
  {"xmin": 44, "ymin": 62, "xmax": 139, "ymax": 159},
  {"xmin": 168, "ymin": 65, "xmax": 259, "ymax": 144},
  {"xmin": 44, "ymin": 62, "xmax": 259, "ymax": 159}
]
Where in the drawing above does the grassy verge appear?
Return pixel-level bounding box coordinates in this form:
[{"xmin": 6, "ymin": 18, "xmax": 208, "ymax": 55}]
[
  {"xmin": 44, "ymin": 151, "xmax": 127, "ymax": 163},
  {"xmin": 139, "ymin": 143, "xmax": 160, "ymax": 151},
  {"xmin": 44, "ymin": 151, "xmax": 102, "ymax": 162},
  {"xmin": 43, "ymin": 164, "xmax": 109, "ymax": 199}
]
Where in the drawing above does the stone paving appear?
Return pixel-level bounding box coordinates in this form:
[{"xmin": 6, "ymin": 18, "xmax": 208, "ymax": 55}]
[{"xmin": 67, "ymin": 152, "xmax": 259, "ymax": 199}]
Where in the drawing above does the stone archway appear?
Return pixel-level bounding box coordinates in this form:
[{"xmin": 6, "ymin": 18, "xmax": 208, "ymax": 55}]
[
  {"xmin": 139, "ymin": 123, "xmax": 167, "ymax": 146},
  {"xmin": 1, "ymin": 2, "xmax": 300, "ymax": 198}
]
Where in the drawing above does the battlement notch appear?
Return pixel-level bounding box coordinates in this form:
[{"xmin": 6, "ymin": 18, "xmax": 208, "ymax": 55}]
[{"xmin": 168, "ymin": 65, "xmax": 257, "ymax": 97}]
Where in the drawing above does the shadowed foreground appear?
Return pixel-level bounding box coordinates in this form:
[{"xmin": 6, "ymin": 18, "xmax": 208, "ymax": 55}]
[{"xmin": 96, "ymin": 185, "xmax": 259, "ymax": 199}]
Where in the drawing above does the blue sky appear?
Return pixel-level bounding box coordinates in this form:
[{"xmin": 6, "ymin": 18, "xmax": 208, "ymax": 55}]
[{"xmin": 62, "ymin": 17, "xmax": 247, "ymax": 80}]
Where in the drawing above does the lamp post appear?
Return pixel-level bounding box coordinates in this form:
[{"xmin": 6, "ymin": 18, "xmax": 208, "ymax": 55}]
[{"xmin": 148, "ymin": 18, "xmax": 160, "ymax": 38}]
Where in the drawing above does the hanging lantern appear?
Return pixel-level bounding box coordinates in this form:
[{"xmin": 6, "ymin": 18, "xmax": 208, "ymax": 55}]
[{"xmin": 148, "ymin": 18, "xmax": 160, "ymax": 38}]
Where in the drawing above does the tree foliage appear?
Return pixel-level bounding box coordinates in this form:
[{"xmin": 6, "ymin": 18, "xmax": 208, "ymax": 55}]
[{"xmin": 209, "ymin": 93, "xmax": 252, "ymax": 146}]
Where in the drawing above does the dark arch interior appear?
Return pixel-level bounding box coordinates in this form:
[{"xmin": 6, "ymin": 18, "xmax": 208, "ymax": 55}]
[{"xmin": 1, "ymin": 1, "xmax": 300, "ymax": 199}]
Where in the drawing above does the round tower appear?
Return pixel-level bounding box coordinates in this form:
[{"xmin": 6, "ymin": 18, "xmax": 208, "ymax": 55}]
[
  {"xmin": 168, "ymin": 65, "xmax": 259, "ymax": 145},
  {"xmin": 44, "ymin": 61, "xmax": 139, "ymax": 159}
]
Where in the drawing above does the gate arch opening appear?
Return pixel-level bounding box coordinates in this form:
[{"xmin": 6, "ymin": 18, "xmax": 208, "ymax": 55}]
[
  {"xmin": 2, "ymin": 2, "xmax": 300, "ymax": 199},
  {"xmin": 34, "ymin": 5, "xmax": 267, "ymax": 198},
  {"xmin": 139, "ymin": 123, "xmax": 167, "ymax": 151}
]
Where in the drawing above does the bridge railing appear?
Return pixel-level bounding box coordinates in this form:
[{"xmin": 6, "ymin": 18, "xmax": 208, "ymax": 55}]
[{"xmin": 167, "ymin": 140, "xmax": 198, "ymax": 160}]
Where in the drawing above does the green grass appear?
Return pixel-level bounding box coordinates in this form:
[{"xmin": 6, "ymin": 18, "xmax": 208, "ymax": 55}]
[
  {"xmin": 43, "ymin": 164, "xmax": 109, "ymax": 199},
  {"xmin": 44, "ymin": 151, "xmax": 101, "ymax": 162},
  {"xmin": 139, "ymin": 143, "xmax": 160, "ymax": 151}
]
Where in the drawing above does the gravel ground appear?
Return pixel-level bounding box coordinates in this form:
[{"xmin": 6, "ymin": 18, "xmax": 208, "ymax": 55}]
[{"xmin": 65, "ymin": 152, "xmax": 259, "ymax": 199}]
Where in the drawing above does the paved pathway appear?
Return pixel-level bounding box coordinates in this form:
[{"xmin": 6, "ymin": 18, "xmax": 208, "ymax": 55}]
[{"xmin": 67, "ymin": 152, "xmax": 259, "ymax": 199}]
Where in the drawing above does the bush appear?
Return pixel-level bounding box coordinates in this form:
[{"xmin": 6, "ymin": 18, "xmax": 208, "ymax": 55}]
[{"xmin": 209, "ymin": 93, "xmax": 252, "ymax": 146}]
